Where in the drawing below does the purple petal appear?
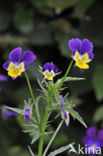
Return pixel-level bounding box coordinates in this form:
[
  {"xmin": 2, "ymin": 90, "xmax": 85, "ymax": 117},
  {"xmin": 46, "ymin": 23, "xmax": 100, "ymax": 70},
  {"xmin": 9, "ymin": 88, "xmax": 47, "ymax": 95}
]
[
  {"xmin": 24, "ymin": 115, "xmax": 30, "ymax": 124},
  {"xmin": 88, "ymin": 52, "xmax": 94, "ymax": 60},
  {"xmin": 2, "ymin": 110, "xmax": 17, "ymax": 119},
  {"xmin": 9, "ymin": 47, "xmax": 22, "ymax": 63},
  {"xmin": 82, "ymin": 136, "xmax": 90, "ymax": 144},
  {"xmin": 97, "ymin": 129, "xmax": 103, "ymax": 147},
  {"xmin": 60, "ymin": 95, "xmax": 64, "ymax": 107},
  {"xmin": 61, "ymin": 110, "xmax": 68, "ymax": 119},
  {"xmin": 3, "ymin": 61, "xmax": 10, "ymax": 70},
  {"xmin": 0, "ymin": 74, "xmax": 8, "ymax": 81},
  {"xmin": 86, "ymin": 127, "xmax": 96, "ymax": 139},
  {"xmin": 53, "ymin": 64, "xmax": 58, "ymax": 73},
  {"xmin": 68, "ymin": 38, "xmax": 81, "ymax": 55},
  {"xmin": 42, "ymin": 63, "xmax": 58, "ymax": 73},
  {"xmin": 86, "ymin": 140, "xmax": 101, "ymax": 155},
  {"xmin": 24, "ymin": 63, "xmax": 28, "ymax": 70},
  {"xmin": 80, "ymin": 39, "xmax": 93, "ymax": 55},
  {"xmin": 24, "ymin": 104, "xmax": 32, "ymax": 124},
  {"xmin": 21, "ymin": 50, "xmax": 36, "ymax": 65},
  {"xmin": 24, "ymin": 109, "xmax": 30, "ymax": 124}
]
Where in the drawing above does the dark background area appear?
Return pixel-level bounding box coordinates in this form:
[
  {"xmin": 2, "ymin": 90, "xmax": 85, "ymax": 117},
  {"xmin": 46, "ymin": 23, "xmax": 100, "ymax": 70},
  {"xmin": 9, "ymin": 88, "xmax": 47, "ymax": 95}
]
[{"xmin": 0, "ymin": 0, "xmax": 103, "ymax": 155}]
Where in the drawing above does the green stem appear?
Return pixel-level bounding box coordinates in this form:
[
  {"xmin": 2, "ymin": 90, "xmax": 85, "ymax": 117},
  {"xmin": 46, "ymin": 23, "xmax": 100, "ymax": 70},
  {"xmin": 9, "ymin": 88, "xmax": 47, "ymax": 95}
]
[
  {"xmin": 24, "ymin": 72, "xmax": 35, "ymax": 102},
  {"xmin": 38, "ymin": 106, "xmax": 49, "ymax": 156},
  {"xmin": 24, "ymin": 72, "xmax": 40, "ymax": 125},
  {"xmin": 43, "ymin": 120, "xmax": 63, "ymax": 156},
  {"xmin": 58, "ymin": 59, "xmax": 73, "ymax": 90}
]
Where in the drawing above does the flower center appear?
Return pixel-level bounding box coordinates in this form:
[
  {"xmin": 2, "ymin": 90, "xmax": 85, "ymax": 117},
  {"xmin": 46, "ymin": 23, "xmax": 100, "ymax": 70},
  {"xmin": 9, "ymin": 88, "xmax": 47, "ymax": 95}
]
[
  {"xmin": 7, "ymin": 62, "xmax": 25, "ymax": 78},
  {"xmin": 43, "ymin": 70, "xmax": 55, "ymax": 81}
]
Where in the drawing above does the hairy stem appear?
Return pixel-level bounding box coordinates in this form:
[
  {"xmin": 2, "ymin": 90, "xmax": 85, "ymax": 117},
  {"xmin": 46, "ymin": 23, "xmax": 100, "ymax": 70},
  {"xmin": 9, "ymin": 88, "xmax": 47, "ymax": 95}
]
[
  {"xmin": 24, "ymin": 72, "xmax": 35, "ymax": 102},
  {"xmin": 24, "ymin": 72, "xmax": 40, "ymax": 125},
  {"xmin": 38, "ymin": 106, "xmax": 49, "ymax": 156}
]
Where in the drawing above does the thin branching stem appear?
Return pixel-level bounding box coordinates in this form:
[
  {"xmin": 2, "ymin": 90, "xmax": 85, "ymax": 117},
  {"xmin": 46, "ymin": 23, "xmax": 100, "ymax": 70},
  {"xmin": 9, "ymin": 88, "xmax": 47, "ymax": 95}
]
[
  {"xmin": 58, "ymin": 59, "xmax": 73, "ymax": 90},
  {"xmin": 24, "ymin": 71, "xmax": 35, "ymax": 102},
  {"xmin": 43, "ymin": 120, "xmax": 64, "ymax": 156}
]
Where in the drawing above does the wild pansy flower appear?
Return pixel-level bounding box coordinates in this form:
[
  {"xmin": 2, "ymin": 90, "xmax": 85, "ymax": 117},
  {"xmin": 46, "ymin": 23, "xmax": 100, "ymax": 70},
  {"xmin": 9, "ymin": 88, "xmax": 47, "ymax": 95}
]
[
  {"xmin": 2, "ymin": 109, "xmax": 17, "ymax": 119},
  {"xmin": 83, "ymin": 127, "xmax": 103, "ymax": 155},
  {"xmin": 42, "ymin": 62, "xmax": 58, "ymax": 81},
  {"xmin": 60, "ymin": 95, "xmax": 70, "ymax": 126},
  {"xmin": 0, "ymin": 74, "xmax": 8, "ymax": 92},
  {"xmin": 23, "ymin": 104, "xmax": 32, "ymax": 124},
  {"xmin": 68, "ymin": 38, "xmax": 94, "ymax": 69},
  {"xmin": 3, "ymin": 47, "xmax": 36, "ymax": 79}
]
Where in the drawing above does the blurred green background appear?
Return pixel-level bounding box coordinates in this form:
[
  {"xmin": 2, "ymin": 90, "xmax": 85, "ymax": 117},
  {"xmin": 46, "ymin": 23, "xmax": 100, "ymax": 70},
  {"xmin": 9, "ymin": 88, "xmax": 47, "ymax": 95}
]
[{"xmin": 0, "ymin": 0, "xmax": 103, "ymax": 155}]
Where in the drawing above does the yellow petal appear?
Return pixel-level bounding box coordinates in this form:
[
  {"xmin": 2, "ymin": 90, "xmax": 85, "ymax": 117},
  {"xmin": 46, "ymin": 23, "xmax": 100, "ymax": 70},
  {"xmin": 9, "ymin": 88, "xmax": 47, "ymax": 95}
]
[
  {"xmin": 81, "ymin": 53, "xmax": 91, "ymax": 63},
  {"xmin": 18, "ymin": 62, "xmax": 25, "ymax": 72},
  {"xmin": 8, "ymin": 69, "xmax": 21, "ymax": 78},
  {"xmin": 44, "ymin": 75, "xmax": 53, "ymax": 81},
  {"xmin": 8, "ymin": 62, "xmax": 25, "ymax": 78},
  {"xmin": 76, "ymin": 60, "xmax": 89, "ymax": 69},
  {"xmin": 7, "ymin": 62, "xmax": 17, "ymax": 71},
  {"xmin": 65, "ymin": 116, "xmax": 70, "ymax": 126},
  {"xmin": 73, "ymin": 51, "xmax": 80, "ymax": 61}
]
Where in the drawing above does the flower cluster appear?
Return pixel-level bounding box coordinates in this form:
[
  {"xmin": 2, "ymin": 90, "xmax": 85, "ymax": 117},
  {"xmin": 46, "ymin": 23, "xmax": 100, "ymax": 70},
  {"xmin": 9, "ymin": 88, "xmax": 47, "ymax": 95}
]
[
  {"xmin": 3, "ymin": 47, "xmax": 36, "ymax": 79},
  {"xmin": 1, "ymin": 38, "xmax": 96, "ymax": 156},
  {"xmin": 68, "ymin": 38, "xmax": 94, "ymax": 69},
  {"xmin": 83, "ymin": 127, "xmax": 103, "ymax": 155}
]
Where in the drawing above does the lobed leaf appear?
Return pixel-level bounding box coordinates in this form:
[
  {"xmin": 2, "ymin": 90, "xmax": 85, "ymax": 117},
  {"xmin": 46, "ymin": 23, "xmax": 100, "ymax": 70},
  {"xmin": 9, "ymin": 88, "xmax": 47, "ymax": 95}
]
[
  {"xmin": 56, "ymin": 77, "xmax": 85, "ymax": 88},
  {"xmin": 47, "ymin": 142, "xmax": 74, "ymax": 156},
  {"xmin": 51, "ymin": 106, "xmax": 87, "ymax": 128}
]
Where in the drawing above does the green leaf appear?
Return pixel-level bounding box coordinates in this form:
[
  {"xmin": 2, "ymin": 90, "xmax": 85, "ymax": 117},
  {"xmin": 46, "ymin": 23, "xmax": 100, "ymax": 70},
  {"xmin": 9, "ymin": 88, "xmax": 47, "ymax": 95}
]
[
  {"xmin": 31, "ymin": 131, "xmax": 40, "ymax": 144},
  {"xmin": 47, "ymin": 142, "xmax": 74, "ymax": 156},
  {"xmin": 56, "ymin": 76, "xmax": 85, "ymax": 88},
  {"xmin": 64, "ymin": 107, "xmax": 87, "ymax": 128},
  {"xmin": 92, "ymin": 65, "xmax": 103, "ymax": 101},
  {"xmin": 93, "ymin": 105, "xmax": 103, "ymax": 122},
  {"xmin": 3, "ymin": 106, "xmax": 23, "ymax": 114},
  {"xmin": 48, "ymin": 82, "xmax": 61, "ymax": 105},
  {"xmin": 44, "ymin": 131, "xmax": 54, "ymax": 136},
  {"xmin": 38, "ymin": 79, "xmax": 46, "ymax": 92}
]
